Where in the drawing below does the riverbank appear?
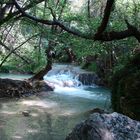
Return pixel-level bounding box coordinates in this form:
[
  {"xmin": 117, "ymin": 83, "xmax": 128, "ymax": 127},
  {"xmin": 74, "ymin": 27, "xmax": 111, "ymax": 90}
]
[{"xmin": 0, "ymin": 78, "xmax": 53, "ymax": 98}]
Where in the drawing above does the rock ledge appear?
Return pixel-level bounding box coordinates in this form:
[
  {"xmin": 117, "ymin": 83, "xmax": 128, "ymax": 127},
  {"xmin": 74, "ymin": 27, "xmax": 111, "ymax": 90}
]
[{"xmin": 66, "ymin": 112, "xmax": 140, "ymax": 140}]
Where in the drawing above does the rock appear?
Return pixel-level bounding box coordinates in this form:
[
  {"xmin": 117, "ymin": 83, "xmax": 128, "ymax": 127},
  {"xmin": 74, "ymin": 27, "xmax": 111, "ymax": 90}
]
[
  {"xmin": 32, "ymin": 80, "xmax": 54, "ymax": 91},
  {"xmin": 65, "ymin": 112, "xmax": 140, "ymax": 140},
  {"xmin": 84, "ymin": 108, "xmax": 105, "ymax": 116},
  {"xmin": 22, "ymin": 110, "xmax": 30, "ymax": 117},
  {"xmin": 78, "ymin": 73, "xmax": 103, "ymax": 86},
  {"xmin": 0, "ymin": 78, "xmax": 33, "ymax": 98},
  {"xmin": 0, "ymin": 78, "xmax": 53, "ymax": 98}
]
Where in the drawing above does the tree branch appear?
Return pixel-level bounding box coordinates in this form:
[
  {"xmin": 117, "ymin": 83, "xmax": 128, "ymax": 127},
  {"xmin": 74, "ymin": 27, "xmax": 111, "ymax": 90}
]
[
  {"xmin": 0, "ymin": 0, "xmax": 44, "ymax": 26},
  {"xmin": 125, "ymin": 20, "xmax": 140, "ymax": 42},
  {"xmin": 95, "ymin": 0, "xmax": 115, "ymax": 37},
  {"xmin": 12, "ymin": 0, "xmax": 140, "ymax": 43},
  {"xmin": 94, "ymin": 0, "xmax": 140, "ymax": 43},
  {"xmin": 94, "ymin": 29, "xmax": 133, "ymax": 41},
  {"xmin": 0, "ymin": 34, "xmax": 38, "ymax": 67},
  {"xmin": 46, "ymin": 7, "xmax": 56, "ymax": 20},
  {"xmin": 0, "ymin": 40, "xmax": 30, "ymax": 64},
  {"xmin": 94, "ymin": 21, "xmax": 140, "ymax": 43},
  {"xmin": 12, "ymin": 0, "xmax": 91, "ymax": 39}
]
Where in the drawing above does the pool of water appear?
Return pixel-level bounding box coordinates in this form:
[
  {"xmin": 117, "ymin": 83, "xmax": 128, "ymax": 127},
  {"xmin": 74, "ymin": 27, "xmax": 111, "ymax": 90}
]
[{"xmin": 0, "ymin": 64, "xmax": 111, "ymax": 140}]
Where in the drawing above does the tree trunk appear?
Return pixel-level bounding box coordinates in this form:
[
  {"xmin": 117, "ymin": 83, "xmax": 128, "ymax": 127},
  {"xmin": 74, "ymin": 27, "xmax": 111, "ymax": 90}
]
[
  {"xmin": 29, "ymin": 41, "xmax": 55, "ymax": 81},
  {"xmin": 64, "ymin": 47, "xmax": 75, "ymax": 63},
  {"xmin": 87, "ymin": 0, "xmax": 91, "ymax": 18},
  {"xmin": 29, "ymin": 59, "xmax": 52, "ymax": 81}
]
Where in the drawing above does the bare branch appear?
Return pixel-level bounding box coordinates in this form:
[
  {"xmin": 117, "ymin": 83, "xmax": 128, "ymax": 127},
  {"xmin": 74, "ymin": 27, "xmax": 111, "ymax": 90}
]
[
  {"xmin": 0, "ymin": 34, "xmax": 39, "ymax": 67},
  {"xmin": 46, "ymin": 7, "xmax": 56, "ymax": 19},
  {"xmin": 0, "ymin": 0, "xmax": 44, "ymax": 26},
  {"xmin": 0, "ymin": 40, "xmax": 30, "ymax": 64}
]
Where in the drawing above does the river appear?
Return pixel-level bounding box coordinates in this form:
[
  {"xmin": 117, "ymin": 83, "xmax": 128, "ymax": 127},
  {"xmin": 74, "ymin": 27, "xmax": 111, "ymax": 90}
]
[{"xmin": 0, "ymin": 64, "xmax": 111, "ymax": 140}]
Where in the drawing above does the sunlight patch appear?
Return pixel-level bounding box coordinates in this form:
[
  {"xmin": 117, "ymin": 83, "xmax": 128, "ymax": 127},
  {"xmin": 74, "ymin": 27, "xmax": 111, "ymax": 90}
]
[
  {"xmin": 0, "ymin": 111, "xmax": 17, "ymax": 115},
  {"xmin": 21, "ymin": 100, "xmax": 57, "ymax": 108},
  {"xmin": 12, "ymin": 135, "xmax": 22, "ymax": 139},
  {"xmin": 27, "ymin": 129, "xmax": 38, "ymax": 133}
]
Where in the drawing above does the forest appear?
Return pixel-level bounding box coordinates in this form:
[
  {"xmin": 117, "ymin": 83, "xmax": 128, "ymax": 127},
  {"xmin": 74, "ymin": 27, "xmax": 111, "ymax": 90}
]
[{"xmin": 0, "ymin": 0, "xmax": 140, "ymax": 140}]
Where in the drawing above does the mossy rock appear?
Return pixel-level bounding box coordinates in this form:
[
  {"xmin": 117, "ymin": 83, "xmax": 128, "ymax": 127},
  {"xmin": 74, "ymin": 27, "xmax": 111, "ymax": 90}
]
[{"xmin": 111, "ymin": 53, "xmax": 140, "ymax": 120}]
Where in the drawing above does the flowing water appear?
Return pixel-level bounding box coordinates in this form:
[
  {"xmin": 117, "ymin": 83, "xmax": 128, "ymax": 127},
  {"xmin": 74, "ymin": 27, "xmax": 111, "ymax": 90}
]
[{"xmin": 0, "ymin": 64, "xmax": 111, "ymax": 140}]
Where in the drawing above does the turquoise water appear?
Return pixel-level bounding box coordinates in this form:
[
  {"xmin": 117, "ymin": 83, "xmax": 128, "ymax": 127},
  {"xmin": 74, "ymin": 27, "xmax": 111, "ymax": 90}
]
[
  {"xmin": 0, "ymin": 73, "xmax": 31, "ymax": 80},
  {"xmin": 0, "ymin": 64, "xmax": 111, "ymax": 140}
]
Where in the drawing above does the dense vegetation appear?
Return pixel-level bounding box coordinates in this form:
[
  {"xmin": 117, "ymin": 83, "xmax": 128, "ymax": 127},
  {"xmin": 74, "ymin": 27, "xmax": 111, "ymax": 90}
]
[
  {"xmin": 112, "ymin": 53, "xmax": 140, "ymax": 120},
  {"xmin": 0, "ymin": 0, "xmax": 140, "ymax": 119}
]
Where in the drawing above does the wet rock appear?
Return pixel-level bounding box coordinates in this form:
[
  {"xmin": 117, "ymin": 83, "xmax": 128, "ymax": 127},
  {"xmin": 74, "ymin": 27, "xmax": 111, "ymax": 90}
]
[
  {"xmin": 84, "ymin": 108, "xmax": 105, "ymax": 116},
  {"xmin": 22, "ymin": 110, "xmax": 30, "ymax": 117},
  {"xmin": 0, "ymin": 78, "xmax": 33, "ymax": 98},
  {"xmin": 0, "ymin": 78, "xmax": 53, "ymax": 98},
  {"xmin": 32, "ymin": 80, "xmax": 54, "ymax": 91},
  {"xmin": 65, "ymin": 112, "xmax": 140, "ymax": 140},
  {"xmin": 78, "ymin": 73, "xmax": 103, "ymax": 86}
]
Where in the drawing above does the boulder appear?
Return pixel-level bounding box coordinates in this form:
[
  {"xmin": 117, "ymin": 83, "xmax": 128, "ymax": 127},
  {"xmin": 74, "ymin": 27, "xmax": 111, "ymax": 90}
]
[
  {"xmin": 0, "ymin": 78, "xmax": 33, "ymax": 98},
  {"xmin": 0, "ymin": 78, "xmax": 53, "ymax": 98},
  {"xmin": 65, "ymin": 112, "xmax": 140, "ymax": 140},
  {"xmin": 32, "ymin": 80, "xmax": 54, "ymax": 91},
  {"xmin": 78, "ymin": 73, "xmax": 103, "ymax": 86}
]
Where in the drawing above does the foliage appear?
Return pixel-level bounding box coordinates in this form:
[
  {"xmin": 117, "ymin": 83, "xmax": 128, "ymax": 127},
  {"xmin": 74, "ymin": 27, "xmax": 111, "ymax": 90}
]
[
  {"xmin": 111, "ymin": 53, "xmax": 140, "ymax": 120},
  {"xmin": 0, "ymin": 0, "xmax": 139, "ymax": 76}
]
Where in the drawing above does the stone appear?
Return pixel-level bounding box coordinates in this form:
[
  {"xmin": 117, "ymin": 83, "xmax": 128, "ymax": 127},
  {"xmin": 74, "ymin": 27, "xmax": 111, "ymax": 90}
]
[
  {"xmin": 0, "ymin": 78, "xmax": 53, "ymax": 98},
  {"xmin": 22, "ymin": 110, "xmax": 30, "ymax": 117},
  {"xmin": 65, "ymin": 112, "xmax": 140, "ymax": 140},
  {"xmin": 0, "ymin": 78, "xmax": 33, "ymax": 98},
  {"xmin": 78, "ymin": 73, "xmax": 102, "ymax": 86},
  {"xmin": 32, "ymin": 80, "xmax": 54, "ymax": 91}
]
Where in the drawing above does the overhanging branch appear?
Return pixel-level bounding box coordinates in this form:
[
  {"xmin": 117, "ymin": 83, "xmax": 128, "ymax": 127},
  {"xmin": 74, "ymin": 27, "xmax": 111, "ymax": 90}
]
[
  {"xmin": 12, "ymin": 0, "xmax": 92, "ymax": 39},
  {"xmin": 12, "ymin": 0, "xmax": 140, "ymax": 42},
  {"xmin": 0, "ymin": 0, "xmax": 44, "ymax": 26},
  {"xmin": 94, "ymin": 29, "xmax": 133, "ymax": 41}
]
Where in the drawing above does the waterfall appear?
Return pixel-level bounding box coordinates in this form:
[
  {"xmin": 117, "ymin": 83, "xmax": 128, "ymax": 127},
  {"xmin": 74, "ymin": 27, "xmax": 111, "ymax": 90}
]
[
  {"xmin": 44, "ymin": 64, "xmax": 84, "ymax": 88},
  {"xmin": 43, "ymin": 64, "xmax": 108, "ymax": 100}
]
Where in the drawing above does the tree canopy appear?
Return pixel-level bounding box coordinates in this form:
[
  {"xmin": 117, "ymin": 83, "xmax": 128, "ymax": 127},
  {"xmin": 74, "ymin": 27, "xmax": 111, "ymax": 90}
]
[{"xmin": 0, "ymin": 0, "xmax": 140, "ymax": 75}]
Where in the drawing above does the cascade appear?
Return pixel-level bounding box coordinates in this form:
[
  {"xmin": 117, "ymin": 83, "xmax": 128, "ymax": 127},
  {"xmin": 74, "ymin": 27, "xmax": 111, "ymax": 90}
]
[
  {"xmin": 43, "ymin": 64, "xmax": 108, "ymax": 100},
  {"xmin": 44, "ymin": 64, "xmax": 97, "ymax": 88},
  {"xmin": 44, "ymin": 68, "xmax": 82, "ymax": 88}
]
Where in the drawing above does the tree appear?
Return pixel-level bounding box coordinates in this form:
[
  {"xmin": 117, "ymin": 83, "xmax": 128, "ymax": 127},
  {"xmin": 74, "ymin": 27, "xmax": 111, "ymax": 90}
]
[
  {"xmin": 12, "ymin": 0, "xmax": 140, "ymax": 42},
  {"xmin": 0, "ymin": 0, "xmax": 140, "ymax": 80}
]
